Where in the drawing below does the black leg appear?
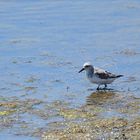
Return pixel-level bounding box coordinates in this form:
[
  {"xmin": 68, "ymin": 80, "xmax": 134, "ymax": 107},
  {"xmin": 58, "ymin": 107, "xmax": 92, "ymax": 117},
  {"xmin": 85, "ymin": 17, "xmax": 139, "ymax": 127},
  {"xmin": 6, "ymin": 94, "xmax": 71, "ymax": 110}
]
[
  {"xmin": 96, "ymin": 85, "xmax": 100, "ymax": 90},
  {"xmin": 102, "ymin": 84, "xmax": 107, "ymax": 90}
]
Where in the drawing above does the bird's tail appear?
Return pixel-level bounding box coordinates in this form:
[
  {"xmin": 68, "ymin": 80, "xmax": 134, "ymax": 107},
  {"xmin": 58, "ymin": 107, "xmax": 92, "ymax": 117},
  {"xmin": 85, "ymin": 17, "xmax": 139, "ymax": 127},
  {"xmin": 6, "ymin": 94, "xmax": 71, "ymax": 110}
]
[{"xmin": 116, "ymin": 75, "xmax": 123, "ymax": 78}]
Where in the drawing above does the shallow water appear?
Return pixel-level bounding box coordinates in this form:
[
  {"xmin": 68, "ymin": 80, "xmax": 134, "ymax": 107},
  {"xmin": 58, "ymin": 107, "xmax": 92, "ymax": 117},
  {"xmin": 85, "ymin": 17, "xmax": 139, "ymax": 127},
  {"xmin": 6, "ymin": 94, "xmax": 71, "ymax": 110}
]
[{"xmin": 0, "ymin": 1, "xmax": 140, "ymax": 139}]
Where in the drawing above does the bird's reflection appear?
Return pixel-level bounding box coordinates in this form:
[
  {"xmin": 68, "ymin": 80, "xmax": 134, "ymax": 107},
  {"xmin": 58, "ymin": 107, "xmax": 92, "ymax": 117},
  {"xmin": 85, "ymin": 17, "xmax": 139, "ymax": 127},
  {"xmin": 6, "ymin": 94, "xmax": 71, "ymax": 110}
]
[{"xmin": 86, "ymin": 90, "xmax": 117, "ymax": 106}]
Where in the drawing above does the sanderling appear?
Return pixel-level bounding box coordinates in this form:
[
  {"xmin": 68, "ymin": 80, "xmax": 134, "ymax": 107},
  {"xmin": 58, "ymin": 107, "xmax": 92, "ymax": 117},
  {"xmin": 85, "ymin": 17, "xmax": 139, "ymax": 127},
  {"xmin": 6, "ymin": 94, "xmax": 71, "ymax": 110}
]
[{"xmin": 79, "ymin": 62, "xmax": 123, "ymax": 90}]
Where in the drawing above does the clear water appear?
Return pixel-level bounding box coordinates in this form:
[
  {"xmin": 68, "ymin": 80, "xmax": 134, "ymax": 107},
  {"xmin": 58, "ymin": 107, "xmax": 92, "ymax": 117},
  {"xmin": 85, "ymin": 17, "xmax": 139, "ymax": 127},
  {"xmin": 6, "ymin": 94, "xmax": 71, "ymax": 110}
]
[{"xmin": 0, "ymin": 0, "xmax": 140, "ymax": 139}]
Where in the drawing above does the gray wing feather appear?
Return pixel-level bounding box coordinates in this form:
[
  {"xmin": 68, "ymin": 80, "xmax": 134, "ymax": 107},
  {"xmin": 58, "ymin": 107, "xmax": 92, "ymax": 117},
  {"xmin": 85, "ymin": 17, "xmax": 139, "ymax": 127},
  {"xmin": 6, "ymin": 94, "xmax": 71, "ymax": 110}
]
[
  {"xmin": 95, "ymin": 70, "xmax": 117, "ymax": 79},
  {"xmin": 94, "ymin": 67, "xmax": 122, "ymax": 79}
]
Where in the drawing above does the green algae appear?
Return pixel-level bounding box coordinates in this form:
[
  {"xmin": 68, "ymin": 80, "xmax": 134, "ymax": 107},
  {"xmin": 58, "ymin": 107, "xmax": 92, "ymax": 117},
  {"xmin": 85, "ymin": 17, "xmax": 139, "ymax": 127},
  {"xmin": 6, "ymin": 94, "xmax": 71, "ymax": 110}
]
[
  {"xmin": 0, "ymin": 92, "xmax": 139, "ymax": 140},
  {"xmin": 117, "ymin": 99, "xmax": 140, "ymax": 114},
  {"xmin": 0, "ymin": 110, "xmax": 16, "ymax": 116},
  {"xmin": 41, "ymin": 117, "xmax": 128, "ymax": 140},
  {"xmin": 41, "ymin": 93, "xmax": 140, "ymax": 140},
  {"xmin": 59, "ymin": 108, "xmax": 95, "ymax": 120},
  {"xmin": 25, "ymin": 76, "xmax": 39, "ymax": 83}
]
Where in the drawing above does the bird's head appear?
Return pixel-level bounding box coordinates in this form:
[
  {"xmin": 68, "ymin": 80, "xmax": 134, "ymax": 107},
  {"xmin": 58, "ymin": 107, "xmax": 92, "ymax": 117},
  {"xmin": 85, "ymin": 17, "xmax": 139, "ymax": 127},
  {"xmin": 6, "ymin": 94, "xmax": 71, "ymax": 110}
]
[{"xmin": 79, "ymin": 62, "xmax": 93, "ymax": 73}]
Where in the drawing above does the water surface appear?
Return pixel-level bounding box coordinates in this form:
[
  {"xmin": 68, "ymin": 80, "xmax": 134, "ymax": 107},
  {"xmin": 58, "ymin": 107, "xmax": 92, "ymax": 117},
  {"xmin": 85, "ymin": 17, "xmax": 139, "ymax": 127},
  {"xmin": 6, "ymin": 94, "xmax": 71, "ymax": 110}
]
[{"xmin": 0, "ymin": 1, "xmax": 140, "ymax": 139}]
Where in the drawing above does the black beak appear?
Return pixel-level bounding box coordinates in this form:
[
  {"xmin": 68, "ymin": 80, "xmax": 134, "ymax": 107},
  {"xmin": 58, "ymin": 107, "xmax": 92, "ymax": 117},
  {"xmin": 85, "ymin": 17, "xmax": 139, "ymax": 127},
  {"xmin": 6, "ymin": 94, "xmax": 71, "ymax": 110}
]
[{"xmin": 78, "ymin": 68, "xmax": 84, "ymax": 73}]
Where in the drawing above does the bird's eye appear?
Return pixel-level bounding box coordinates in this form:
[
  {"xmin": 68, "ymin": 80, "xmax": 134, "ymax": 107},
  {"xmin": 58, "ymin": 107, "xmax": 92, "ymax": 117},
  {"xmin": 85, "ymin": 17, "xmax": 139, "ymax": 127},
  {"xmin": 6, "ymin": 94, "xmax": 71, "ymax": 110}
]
[{"xmin": 85, "ymin": 65, "xmax": 89, "ymax": 68}]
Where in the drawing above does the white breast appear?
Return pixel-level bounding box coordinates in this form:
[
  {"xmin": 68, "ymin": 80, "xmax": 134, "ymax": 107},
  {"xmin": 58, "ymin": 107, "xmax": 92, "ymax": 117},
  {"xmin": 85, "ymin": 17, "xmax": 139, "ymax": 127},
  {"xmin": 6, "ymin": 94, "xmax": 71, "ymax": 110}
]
[{"xmin": 88, "ymin": 75, "xmax": 115, "ymax": 85}]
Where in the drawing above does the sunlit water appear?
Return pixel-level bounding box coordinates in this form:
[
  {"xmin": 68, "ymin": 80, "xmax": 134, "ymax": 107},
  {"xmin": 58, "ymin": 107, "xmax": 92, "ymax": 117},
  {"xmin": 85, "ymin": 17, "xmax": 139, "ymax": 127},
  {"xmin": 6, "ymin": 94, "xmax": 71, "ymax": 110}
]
[{"xmin": 0, "ymin": 1, "xmax": 140, "ymax": 139}]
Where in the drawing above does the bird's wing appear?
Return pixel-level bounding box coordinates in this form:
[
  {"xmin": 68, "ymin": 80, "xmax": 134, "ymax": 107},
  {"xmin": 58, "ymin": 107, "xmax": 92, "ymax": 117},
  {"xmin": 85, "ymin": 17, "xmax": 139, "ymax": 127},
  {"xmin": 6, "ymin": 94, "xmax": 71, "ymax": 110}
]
[{"xmin": 94, "ymin": 67, "xmax": 117, "ymax": 79}]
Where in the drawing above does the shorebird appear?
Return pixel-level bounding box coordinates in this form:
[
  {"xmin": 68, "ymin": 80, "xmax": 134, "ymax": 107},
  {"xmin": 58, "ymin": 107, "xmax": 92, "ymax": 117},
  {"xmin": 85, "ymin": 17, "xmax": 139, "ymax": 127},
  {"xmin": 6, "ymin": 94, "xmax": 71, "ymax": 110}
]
[{"xmin": 79, "ymin": 62, "xmax": 123, "ymax": 90}]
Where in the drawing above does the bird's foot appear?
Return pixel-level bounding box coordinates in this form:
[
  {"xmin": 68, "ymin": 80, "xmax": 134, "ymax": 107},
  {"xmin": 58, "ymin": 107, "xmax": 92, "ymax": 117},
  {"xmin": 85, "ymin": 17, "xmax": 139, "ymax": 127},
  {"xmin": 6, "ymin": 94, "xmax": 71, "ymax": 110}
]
[
  {"xmin": 103, "ymin": 87, "xmax": 107, "ymax": 90},
  {"xmin": 103, "ymin": 84, "xmax": 107, "ymax": 90},
  {"xmin": 106, "ymin": 88, "xmax": 114, "ymax": 91},
  {"xmin": 87, "ymin": 88, "xmax": 94, "ymax": 91},
  {"xmin": 96, "ymin": 87, "xmax": 108, "ymax": 91},
  {"xmin": 101, "ymin": 87, "xmax": 114, "ymax": 91},
  {"xmin": 97, "ymin": 88, "xmax": 106, "ymax": 91}
]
